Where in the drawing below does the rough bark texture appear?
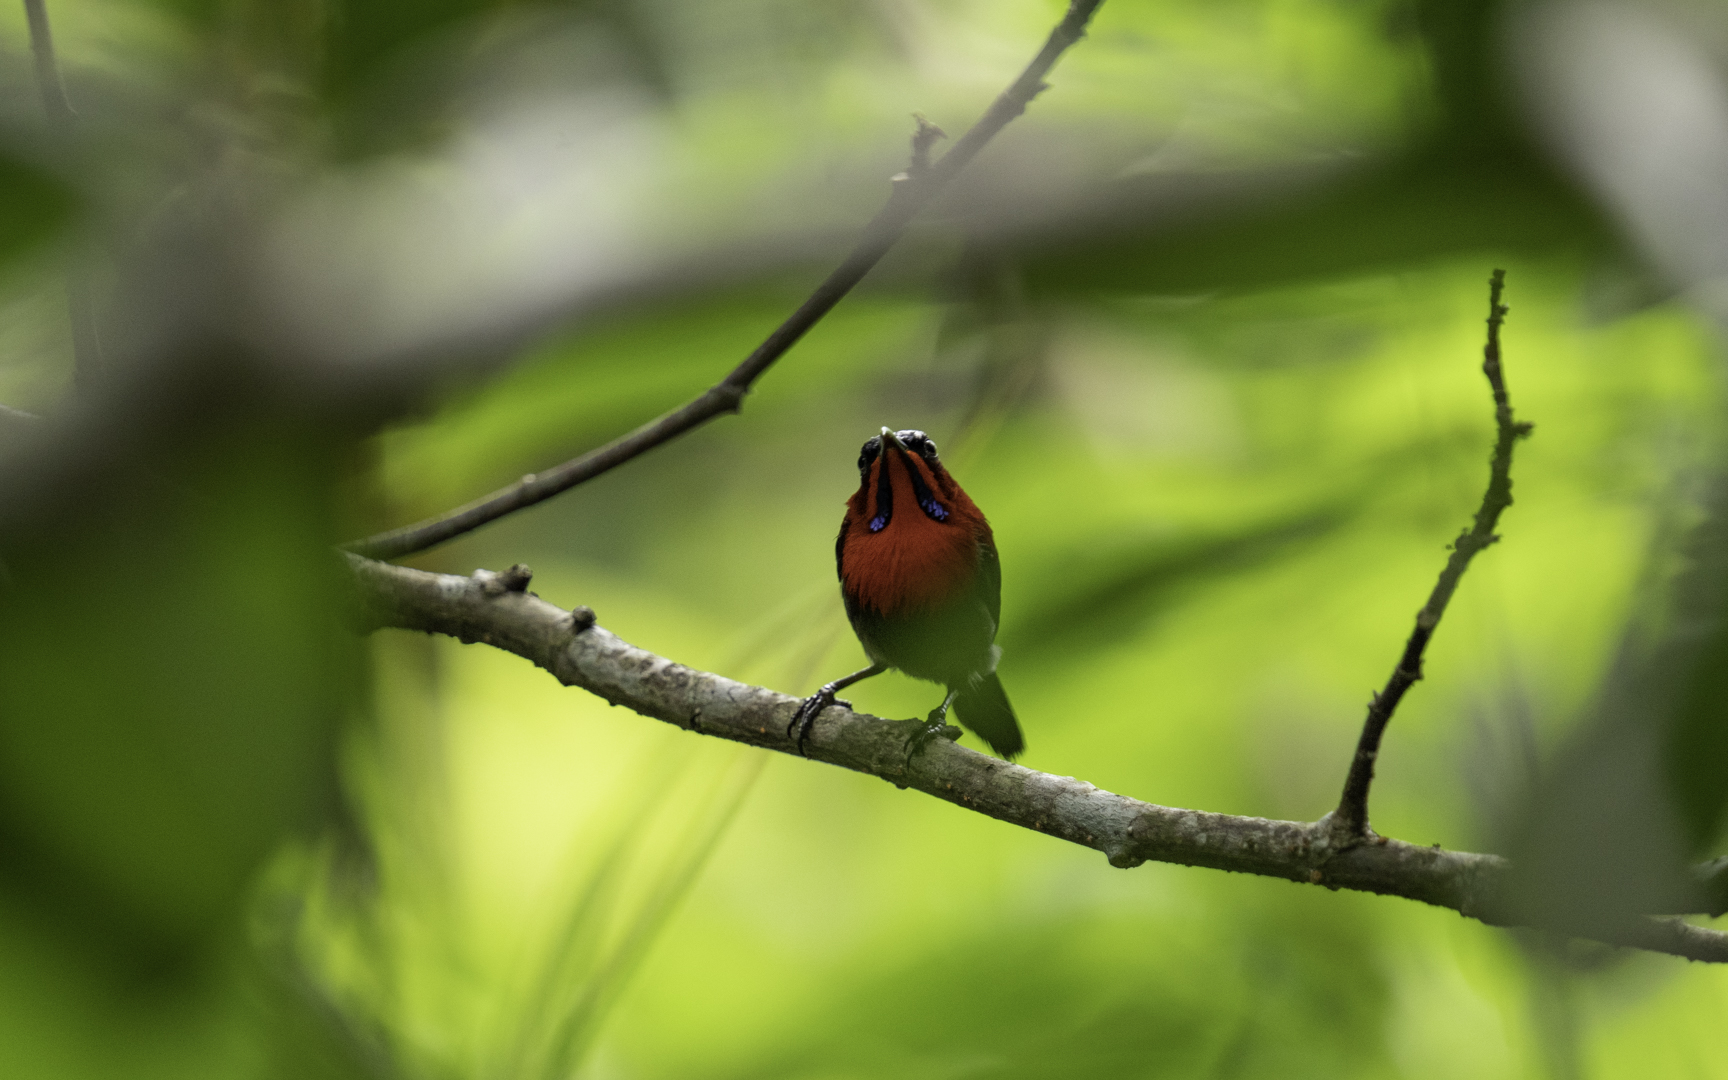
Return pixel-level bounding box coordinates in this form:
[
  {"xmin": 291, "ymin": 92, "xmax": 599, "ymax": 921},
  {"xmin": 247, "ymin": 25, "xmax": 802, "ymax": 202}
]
[{"xmin": 346, "ymin": 554, "xmax": 1728, "ymax": 964}]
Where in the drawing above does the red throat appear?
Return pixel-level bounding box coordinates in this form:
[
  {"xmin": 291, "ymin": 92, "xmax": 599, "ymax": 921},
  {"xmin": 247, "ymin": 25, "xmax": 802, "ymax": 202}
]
[{"xmin": 840, "ymin": 449, "xmax": 991, "ymax": 616}]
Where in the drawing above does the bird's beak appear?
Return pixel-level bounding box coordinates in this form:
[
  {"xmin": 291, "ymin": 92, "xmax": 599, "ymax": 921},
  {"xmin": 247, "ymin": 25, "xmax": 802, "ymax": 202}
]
[{"xmin": 880, "ymin": 426, "xmax": 908, "ymax": 452}]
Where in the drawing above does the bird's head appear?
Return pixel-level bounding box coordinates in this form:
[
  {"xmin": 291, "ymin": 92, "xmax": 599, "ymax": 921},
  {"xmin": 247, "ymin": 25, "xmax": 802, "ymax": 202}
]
[{"xmin": 855, "ymin": 426, "xmax": 956, "ymax": 533}]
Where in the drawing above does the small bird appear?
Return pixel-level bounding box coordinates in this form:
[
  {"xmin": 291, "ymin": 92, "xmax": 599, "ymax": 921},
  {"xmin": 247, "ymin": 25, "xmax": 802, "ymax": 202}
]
[{"xmin": 790, "ymin": 427, "xmax": 1023, "ymax": 760}]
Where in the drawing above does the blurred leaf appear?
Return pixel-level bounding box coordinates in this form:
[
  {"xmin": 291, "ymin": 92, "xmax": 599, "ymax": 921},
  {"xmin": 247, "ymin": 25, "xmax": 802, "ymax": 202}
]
[
  {"xmin": 706, "ymin": 891, "xmax": 1396, "ymax": 1080},
  {"xmin": 1501, "ymin": 478, "xmax": 1728, "ymax": 927},
  {"xmin": 519, "ymin": 749, "xmax": 764, "ymax": 1080},
  {"xmin": 1010, "ymin": 499, "xmax": 1354, "ymax": 661},
  {"xmin": 1661, "ymin": 483, "xmax": 1728, "ymax": 850},
  {"xmin": 129, "ymin": 0, "xmax": 227, "ymax": 27},
  {"xmin": 1413, "ymin": 0, "xmax": 1514, "ymax": 139},
  {"xmin": 1008, "ymin": 145, "xmax": 1611, "ymax": 299},
  {"xmin": 0, "ymin": 373, "xmax": 379, "ymax": 1080},
  {"xmin": 322, "ymin": 0, "xmax": 500, "ymax": 98},
  {"xmin": 317, "ymin": 0, "xmax": 680, "ymax": 126},
  {"xmin": 0, "ymin": 402, "xmax": 354, "ymax": 967},
  {"xmin": 0, "ymin": 154, "xmax": 73, "ymax": 269},
  {"xmin": 298, "ymin": 629, "xmax": 771, "ymax": 1080}
]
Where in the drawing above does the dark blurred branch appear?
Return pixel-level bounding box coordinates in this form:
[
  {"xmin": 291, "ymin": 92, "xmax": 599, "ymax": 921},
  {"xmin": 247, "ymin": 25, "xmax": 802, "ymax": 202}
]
[
  {"xmin": 347, "ymin": 553, "xmax": 1728, "ymax": 964},
  {"xmin": 344, "ymin": 0, "xmax": 1107, "ymax": 561},
  {"xmin": 1331, "ymin": 270, "xmax": 1531, "ymax": 840},
  {"xmin": 23, "ymin": 0, "xmax": 71, "ymax": 124},
  {"xmin": 24, "ymin": 0, "xmax": 103, "ymax": 393}
]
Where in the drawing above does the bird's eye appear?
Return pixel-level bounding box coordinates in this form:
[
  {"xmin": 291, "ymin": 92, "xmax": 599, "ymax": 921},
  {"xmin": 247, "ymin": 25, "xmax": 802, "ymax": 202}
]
[{"xmin": 896, "ymin": 429, "xmax": 938, "ymax": 460}]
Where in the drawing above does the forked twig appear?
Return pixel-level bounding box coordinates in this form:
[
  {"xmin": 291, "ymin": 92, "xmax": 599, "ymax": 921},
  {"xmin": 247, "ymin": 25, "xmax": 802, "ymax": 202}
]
[{"xmin": 1331, "ymin": 269, "xmax": 1532, "ymax": 839}]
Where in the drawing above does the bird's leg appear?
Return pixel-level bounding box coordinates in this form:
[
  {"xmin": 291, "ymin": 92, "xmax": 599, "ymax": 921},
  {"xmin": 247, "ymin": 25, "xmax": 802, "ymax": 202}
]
[
  {"xmin": 789, "ymin": 663, "xmax": 887, "ymax": 756},
  {"xmin": 904, "ymin": 688, "xmax": 963, "ymax": 762}
]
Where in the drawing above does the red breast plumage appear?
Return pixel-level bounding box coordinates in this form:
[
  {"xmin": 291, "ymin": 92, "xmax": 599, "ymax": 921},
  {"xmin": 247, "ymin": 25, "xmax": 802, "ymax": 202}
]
[
  {"xmin": 840, "ymin": 434, "xmax": 987, "ymax": 614},
  {"xmin": 790, "ymin": 427, "xmax": 1023, "ymax": 760}
]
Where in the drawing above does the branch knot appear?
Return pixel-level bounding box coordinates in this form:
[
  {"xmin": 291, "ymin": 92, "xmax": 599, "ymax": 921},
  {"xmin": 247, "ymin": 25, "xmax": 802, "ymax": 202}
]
[
  {"xmin": 475, "ymin": 563, "xmax": 533, "ymax": 595},
  {"xmin": 709, "ymin": 383, "xmax": 747, "ymax": 413}
]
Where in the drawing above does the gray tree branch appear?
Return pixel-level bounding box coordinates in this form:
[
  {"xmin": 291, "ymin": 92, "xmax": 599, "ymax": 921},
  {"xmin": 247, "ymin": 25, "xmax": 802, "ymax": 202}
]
[
  {"xmin": 344, "ymin": 0, "xmax": 1107, "ymax": 562},
  {"xmin": 345, "ymin": 553, "xmax": 1728, "ymax": 965}
]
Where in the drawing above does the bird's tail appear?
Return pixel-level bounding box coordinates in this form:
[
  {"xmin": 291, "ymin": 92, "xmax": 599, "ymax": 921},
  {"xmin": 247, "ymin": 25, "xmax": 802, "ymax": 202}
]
[{"xmin": 954, "ymin": 672, "xmax": 1024, "ymax": 761}]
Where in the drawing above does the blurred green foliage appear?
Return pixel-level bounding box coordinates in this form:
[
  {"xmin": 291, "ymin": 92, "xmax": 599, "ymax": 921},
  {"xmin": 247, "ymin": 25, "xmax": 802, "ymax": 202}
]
[
  {"xmin": 3, "ymin": 0, "xmax": 1728, "ymax": 1078},
  {"xmin": 350, "ymin": 262, "xmax": 1723, "ymax": 1080},
  {"xmin": 0, "ymin": 154, "xmax": 71, "ymax": 266}
]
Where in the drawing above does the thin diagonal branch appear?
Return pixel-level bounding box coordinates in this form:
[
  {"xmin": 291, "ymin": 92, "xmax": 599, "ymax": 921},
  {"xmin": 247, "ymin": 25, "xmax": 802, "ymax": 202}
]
[
  {"xmin": 0, "ymin": 404, "xmax": 41, "ymax": 428},
  {"xmin": 24, "ymin": 0, "xmax": 72, "ymax": 125},
  {"xmin": 345, "ymin": 0, "xmax": 1107, "ymax": 562},
  {"xmin": 345, "ymin": 554, "xmax": 1728, "ymax": 964},
  {"xmin": 1331, "ymin": 269, "xmax": 1532, "ymax": 839},
  {"xmin": 24, "ymin": 0, "xmax": 103, "ymax": 393}
]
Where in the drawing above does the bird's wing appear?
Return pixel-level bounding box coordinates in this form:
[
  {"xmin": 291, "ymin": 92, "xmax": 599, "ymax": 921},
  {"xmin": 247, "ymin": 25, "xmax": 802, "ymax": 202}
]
[
  {"xmin": 974, "ymin": 535, "xmax": 1002, "ymax": 636},
  {"xmin": 834, "ymin": 517, "xmax": 850, "ymax": 580}
]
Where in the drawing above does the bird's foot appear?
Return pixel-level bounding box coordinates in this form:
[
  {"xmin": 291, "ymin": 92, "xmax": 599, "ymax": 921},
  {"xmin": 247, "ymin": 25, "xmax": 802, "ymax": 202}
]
[
  {"xmin": 902, "ymin": 708, "xmax": 962, "ymax": 763},
  {"xmin": 787, "ymin": 686, "xmax": 851, "ymax": 757}
]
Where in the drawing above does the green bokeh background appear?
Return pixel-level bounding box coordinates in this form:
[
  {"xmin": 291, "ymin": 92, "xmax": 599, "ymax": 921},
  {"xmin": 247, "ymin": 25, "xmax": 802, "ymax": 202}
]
[
  {"xmin": 339, "ymin": 266, "xmax": 1725, "ymax": 1080},
  {"xmin": 1, "ymin": 0, "xmax": 1726, "ymax": 1077}
]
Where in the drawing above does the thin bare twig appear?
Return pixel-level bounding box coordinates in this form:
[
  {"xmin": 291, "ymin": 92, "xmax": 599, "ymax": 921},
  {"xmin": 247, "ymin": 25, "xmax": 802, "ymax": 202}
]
[
  {"xmin": 346, "ymin": 553, "xmax": 1728, "ymax": 963},
  {"xmin": 23, "ymin": 0, "xmax": 72, "ymax": 125},
  {"xmin": 1331, "ymin": 269, "xmax": 1532, "ymax": 839},
  {"xmin": 345, "ymin": 0, "xmax": 1107, "ymax": 561},
  {"xmin": 23, "ymin": 0, "xmax": 103, "ymax": 393}
]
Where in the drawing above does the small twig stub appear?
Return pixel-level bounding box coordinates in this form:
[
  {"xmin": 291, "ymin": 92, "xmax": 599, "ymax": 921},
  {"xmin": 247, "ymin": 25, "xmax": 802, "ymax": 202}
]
[{"xmin": 904, "ymin": 113, "xmax": 948, "ymax": 177}]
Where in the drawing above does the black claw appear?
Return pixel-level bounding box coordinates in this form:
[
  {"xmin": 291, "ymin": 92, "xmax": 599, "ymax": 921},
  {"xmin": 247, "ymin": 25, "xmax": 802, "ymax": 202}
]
[
  {"xmin": 903, "ymin": 706, "xmax": 961, "ymax": 764},
  {"xmin": 789, "ymin": 684, "xmax": 839, "ymax": 756}
]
